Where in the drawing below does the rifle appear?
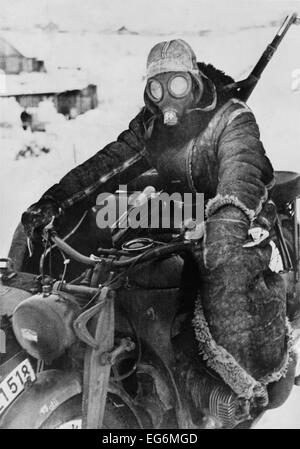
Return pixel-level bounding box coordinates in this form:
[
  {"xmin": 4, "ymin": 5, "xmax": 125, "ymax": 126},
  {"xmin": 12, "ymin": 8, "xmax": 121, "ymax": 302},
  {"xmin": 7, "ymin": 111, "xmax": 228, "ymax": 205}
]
[{"xmin": 223, "ymin": 12, "xmax": 300, "ymax": 101}]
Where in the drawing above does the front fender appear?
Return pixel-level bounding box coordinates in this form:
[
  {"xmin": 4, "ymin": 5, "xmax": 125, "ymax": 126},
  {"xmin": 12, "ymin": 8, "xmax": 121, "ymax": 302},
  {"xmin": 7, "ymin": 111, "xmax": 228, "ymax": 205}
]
[{"xmin": 0, "ymin": 369, "xmax": 82, "ymax": 429}]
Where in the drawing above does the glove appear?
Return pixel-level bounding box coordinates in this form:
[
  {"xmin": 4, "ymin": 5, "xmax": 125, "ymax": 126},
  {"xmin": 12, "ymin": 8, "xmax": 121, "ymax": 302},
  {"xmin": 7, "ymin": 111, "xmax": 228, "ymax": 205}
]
[
  {"xmin": 196, "ymin": 204, "xmax": 286, "ymax": 383},
  {"xmin": 21, "ymin": 199, "xmax": 62, "ymax": 241}
]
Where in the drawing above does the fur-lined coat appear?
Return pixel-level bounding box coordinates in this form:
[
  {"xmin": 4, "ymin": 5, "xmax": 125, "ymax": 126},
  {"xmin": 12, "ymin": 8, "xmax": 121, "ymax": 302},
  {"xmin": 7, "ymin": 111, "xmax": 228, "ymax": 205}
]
[{"xmin": 37, "ymin": 63, "xmax": 291, "ymax": 404}]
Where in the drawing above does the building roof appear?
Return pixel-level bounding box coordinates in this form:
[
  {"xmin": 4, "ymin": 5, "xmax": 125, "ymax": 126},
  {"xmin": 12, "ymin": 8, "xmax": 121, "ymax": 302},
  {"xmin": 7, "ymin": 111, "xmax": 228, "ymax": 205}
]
[
  {"xmin": 0, "ymin": 69, "xmax": 93, "ymax": 96},
  {"xmin": 0, "ymin": 32, "xmax": 48, "ymax": 60}
]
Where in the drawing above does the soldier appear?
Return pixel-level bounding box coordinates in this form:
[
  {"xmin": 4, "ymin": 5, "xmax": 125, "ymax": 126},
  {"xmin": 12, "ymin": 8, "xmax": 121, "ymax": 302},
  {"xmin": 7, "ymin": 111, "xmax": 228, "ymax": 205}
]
[{"xmin": 21, "ymin": 39, "xmax": 295, "ymax": 412}]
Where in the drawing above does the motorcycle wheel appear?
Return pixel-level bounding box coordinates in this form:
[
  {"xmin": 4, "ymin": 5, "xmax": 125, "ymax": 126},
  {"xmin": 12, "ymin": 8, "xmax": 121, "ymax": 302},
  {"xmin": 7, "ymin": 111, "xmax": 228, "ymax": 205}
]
[{"xmin": 40, "ymin": 393, "xmax": 141, "ymax": 429}]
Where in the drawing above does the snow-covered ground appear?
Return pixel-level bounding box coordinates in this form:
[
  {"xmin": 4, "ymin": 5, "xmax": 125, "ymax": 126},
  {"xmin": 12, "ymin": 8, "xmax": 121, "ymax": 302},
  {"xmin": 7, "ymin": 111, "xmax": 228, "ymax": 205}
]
[{"xmin": 0, "ymin": 0, "xmax": 300, "ymax": 429}]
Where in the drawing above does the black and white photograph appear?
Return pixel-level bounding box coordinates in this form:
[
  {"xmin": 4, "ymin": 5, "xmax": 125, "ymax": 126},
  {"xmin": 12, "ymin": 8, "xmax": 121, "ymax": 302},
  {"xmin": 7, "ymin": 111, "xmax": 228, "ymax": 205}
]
[{"xmin": 0, "ymin": 0, "xmax": 300, "ymax": 431}]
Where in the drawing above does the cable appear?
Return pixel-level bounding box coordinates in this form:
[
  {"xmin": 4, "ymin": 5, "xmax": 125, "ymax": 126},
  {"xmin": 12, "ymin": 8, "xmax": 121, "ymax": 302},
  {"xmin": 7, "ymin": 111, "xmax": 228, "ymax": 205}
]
[{"xmin": 39, "ymin": 210, "xmax": 89, "ymax": 274}]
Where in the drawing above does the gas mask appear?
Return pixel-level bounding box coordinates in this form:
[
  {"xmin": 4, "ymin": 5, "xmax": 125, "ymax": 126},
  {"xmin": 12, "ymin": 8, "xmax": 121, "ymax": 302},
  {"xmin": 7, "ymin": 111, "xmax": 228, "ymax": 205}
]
[
  {"xmin": 145, "ymin": 39, "xmax": 218, "ymax": 128},
  {"xmin": 146, "ymin": 71, "xmax": 203, "ymax": 126}
]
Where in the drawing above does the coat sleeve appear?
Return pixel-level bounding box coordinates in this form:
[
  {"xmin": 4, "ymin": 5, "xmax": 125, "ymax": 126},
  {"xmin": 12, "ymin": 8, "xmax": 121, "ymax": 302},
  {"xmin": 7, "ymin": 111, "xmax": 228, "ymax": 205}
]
[
  {"xmin": 40, "ymin": 108, "xmax": 151, "ymax": 210},
  {"xmin": 205, "ymin": 102, "xmax": 275, "ymax": 223}
]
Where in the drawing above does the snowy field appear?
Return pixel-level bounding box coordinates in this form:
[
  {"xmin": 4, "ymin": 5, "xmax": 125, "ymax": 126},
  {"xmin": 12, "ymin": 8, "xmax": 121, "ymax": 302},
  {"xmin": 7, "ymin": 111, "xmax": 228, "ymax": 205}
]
[{"xmin": 0, "ymin": 0, "xmax": 300, "ymax": 429}]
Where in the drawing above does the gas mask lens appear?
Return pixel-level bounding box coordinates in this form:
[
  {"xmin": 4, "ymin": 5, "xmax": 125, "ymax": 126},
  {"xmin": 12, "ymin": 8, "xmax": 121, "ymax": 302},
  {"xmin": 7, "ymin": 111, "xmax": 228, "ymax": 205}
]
[
  {"xmin": 147, "ymin": 73, "xmax": 192, "ymax": 103},
  {"xmin": 146, "ymin": 72, "xmax": 196, "ymax": 126},
  {"xmin": 148, "ymin": 79, "xmax": 163, "ymax": 101},
  {"xmin": 169, "ymin": 75, "xmax": 189, "ymax": 98}
]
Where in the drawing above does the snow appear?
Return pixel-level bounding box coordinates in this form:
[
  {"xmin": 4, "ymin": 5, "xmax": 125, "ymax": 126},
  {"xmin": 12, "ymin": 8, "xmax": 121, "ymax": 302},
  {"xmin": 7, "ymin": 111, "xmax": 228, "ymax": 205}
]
[
  {"xmin": 0, "ymin": 0, "xmax": 300, "ymax": 429},
  {"xmin": 1, "ymin": 0, "xmax": 299, "ymax": 35},
  {"xmin": 0, "ymin": 97, "xmax": 22, "ymax": 125}
]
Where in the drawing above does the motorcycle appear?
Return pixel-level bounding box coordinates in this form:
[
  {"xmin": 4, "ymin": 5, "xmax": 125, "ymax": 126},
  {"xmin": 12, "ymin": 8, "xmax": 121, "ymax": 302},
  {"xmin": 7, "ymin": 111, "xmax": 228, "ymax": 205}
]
[{"xmin": 0, "ymin": 167, "xmax": 299, "ymax": 429}]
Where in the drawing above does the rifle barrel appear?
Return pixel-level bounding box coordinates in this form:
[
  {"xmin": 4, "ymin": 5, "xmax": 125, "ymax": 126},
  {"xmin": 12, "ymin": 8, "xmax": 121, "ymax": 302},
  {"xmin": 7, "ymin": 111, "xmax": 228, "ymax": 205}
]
[{"xmin": 239, "ymin": 12, "xmax": 299, "ymax": 101}]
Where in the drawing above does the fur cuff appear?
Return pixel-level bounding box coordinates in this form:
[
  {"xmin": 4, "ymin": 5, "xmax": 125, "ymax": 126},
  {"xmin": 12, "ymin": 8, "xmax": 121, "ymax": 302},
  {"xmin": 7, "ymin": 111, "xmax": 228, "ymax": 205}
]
[
  {"xmin": 192, "ymin": 291, "xmax": 296, "ymax": 402},
  {"xmin": 259, "ymin": 318, "xmax": 296, "ymax": 386},
  {"xmin": 192, "ymin": 293, "xmax": 264, "ymax": 400},
  {"xmin": 205, "ymin": 194, "xmax": 256, "ymax": 222}
]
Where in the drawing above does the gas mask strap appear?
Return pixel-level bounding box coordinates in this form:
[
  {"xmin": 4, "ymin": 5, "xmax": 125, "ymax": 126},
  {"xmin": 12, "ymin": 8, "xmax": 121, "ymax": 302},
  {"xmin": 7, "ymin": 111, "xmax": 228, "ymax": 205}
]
[
  {"xmin": 145, "ymin": 117, "xmax": 155, "ymax": 138},
  {"xmin": 142, "ymin": 108, "xmax": 156, "ymax": 139},
  {"xmin": 187, "ymin": 79, "xmax": 217, "ymax": 113}
]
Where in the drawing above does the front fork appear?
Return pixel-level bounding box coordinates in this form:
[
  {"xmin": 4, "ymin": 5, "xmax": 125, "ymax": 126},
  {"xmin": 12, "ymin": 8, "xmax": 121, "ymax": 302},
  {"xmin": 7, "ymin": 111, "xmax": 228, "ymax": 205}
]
[{"xmin": 73, "ymin": 277, "xmax": 135, "ymax": 429}]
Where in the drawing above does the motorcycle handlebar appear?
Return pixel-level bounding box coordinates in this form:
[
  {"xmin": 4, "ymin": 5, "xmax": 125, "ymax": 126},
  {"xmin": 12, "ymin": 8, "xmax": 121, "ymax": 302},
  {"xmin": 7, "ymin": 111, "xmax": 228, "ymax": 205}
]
[
  {"xmin": 53, "ymin": 281, "xmax": 100, "ymax": 297},
  {"xmin": 50, "ymin": 234, "xmax": 97, "ymax": 266},
  {"xmin": 50, "ymin": 234, "xmax": 194, "ymax": 269}
]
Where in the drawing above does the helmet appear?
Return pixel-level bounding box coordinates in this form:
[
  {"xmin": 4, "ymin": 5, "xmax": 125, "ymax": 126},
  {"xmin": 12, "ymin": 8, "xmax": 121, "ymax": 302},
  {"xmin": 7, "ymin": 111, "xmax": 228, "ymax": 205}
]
[{"xmin": 146, "ymin": 39, "xmax": 200, "ymax": 79}]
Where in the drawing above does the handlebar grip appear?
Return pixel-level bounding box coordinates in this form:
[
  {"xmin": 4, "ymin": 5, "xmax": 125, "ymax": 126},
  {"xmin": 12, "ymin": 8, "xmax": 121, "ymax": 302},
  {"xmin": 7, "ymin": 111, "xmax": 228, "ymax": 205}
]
[
  {"xmin": 54, "ymin": 281, "xmax": 99, "ymax": 297},
  {"xmin": 51, "ymin": 235, "xmax": 96, "ymax": 267}
]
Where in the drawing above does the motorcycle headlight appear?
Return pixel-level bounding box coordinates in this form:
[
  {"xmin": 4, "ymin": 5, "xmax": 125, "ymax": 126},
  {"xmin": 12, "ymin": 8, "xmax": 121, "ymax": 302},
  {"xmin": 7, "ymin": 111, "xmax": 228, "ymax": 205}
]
[{"xmin": 12, "ymin": 293, "xmax": 79, "ymax": 363}]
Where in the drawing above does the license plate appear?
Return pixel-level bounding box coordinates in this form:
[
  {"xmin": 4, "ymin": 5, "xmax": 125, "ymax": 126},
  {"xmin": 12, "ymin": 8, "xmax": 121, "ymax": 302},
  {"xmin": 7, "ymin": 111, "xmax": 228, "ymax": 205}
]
[{"xmin": 0, "ymin": 358, "xmax": 36, "ymax": 416}]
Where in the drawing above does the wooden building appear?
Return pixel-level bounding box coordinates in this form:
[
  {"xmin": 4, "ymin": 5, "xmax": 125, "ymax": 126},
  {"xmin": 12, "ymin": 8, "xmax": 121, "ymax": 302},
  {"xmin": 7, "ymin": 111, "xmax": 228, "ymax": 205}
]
[
  {"xmin": 0, "ymin": 36, "xmax": 45, "ymax": 74},
  {"xmin": 55, "ymin": 84, "xmax": 98, "ymax": 117},
  {"xmin": 0, "ymin": 72, "xmax": 98, "ymax": 117}
]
